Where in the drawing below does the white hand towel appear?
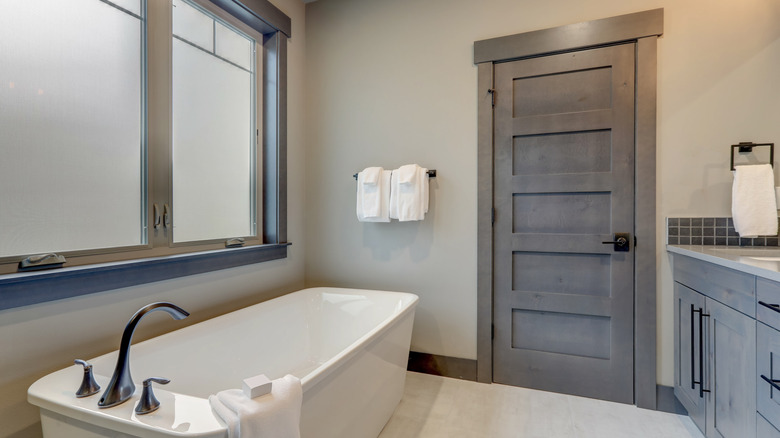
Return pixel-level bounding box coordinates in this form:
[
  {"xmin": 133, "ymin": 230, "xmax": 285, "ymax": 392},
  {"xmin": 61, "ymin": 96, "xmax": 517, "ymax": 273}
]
[
  {"xmin": 389, "ymin": 164, "xmax": 429, "ymax": 221},
  {"xmin": 209, "ymin": 374, "xmax": 302, "ymax": 438},
  {"xmin": 357, "ymin": 169, "xmax": 391, "ymax": 222},
  {"xmin": 358, "ymin": 167, "xmax": 383, "ymax": 218},
  {"xmin": 732, "ymin": 164, "xmax": 778, "ymax": 237}
]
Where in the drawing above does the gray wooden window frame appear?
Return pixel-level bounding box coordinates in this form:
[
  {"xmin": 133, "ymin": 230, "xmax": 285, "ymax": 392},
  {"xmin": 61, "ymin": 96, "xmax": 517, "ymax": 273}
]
[
  {"xmin": 474, "ymin": 8, "xmax": 662, "ymax": 409},
  {"xmin": 0, "ymin": 0, "xmax": 290, "ymax": 311}
]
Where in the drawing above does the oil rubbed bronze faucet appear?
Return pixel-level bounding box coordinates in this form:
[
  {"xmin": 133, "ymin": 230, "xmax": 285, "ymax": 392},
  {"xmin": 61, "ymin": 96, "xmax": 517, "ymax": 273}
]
[{"xmin": 97, "ymin": 302, "xmax": 189, "ymax": 408}]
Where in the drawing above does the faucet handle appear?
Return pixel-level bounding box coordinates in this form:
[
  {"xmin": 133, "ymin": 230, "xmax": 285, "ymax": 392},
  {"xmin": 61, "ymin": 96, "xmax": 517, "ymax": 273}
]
[
  {"xmin": 135, "ymin": 377, "xmax": 170, "ymax": 415},
  {"xmin": 74, "ymin": 359, "xmax": 101, "ymax": 398}
]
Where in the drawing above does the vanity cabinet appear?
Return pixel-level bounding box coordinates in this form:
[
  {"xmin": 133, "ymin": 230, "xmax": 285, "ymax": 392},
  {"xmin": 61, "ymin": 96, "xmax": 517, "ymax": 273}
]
[{"xmin": 673, "ymin": 254, "xmax": 756, "ymax": 438}]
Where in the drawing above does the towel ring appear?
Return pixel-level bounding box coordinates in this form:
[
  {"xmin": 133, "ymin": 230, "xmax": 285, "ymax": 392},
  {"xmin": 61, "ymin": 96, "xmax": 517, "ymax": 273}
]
[
  {"xmin": 730, "ymin": 142, "xmax": 774, "ymax": 171},
  {"xmin": 353, "ymin": 169, "xmax": 437, "ymax": 180}
]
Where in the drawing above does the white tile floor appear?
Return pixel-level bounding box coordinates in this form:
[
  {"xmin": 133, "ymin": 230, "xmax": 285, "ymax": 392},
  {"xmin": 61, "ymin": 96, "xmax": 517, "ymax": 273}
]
[{"xmin": 379, "ymin": 372, "xmax": 705, "ymax": 438}]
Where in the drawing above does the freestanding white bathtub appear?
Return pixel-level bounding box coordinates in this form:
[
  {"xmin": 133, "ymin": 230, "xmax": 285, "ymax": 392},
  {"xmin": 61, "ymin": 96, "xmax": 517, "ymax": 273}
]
[{"xmin": 28, "ymin": 287, "xmax": 418, "ymax": 438}]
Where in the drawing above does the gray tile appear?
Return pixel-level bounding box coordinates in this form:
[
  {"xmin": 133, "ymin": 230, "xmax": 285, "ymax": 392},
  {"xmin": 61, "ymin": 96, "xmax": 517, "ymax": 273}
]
[
  {"xmin": 703, "ymin": 218, "xmax": 715, "ymax": 227},
  {"xmin": 715, "ymin": 228, "xmax": 727, "ymax": 237},
  {"xmin": 680, "ymin": 218, "xmax": 691, "ymax": 226},
  {"xmin": 702, "ymin": 228, "xmax": 714, "ymax": 237},
  {"xmin": 679, "ymin": 237, "xmax": 691, "ymax": 245},
  {"xmin": 715, "ymin": 237, "xmax": 727, "ymax": 246},
  {"xmin": 668, "ymin": 236, "xmax": 679, "ymax": 245},
  {"xmin": 691, "ymin": 237, "xmax": 702, "ymax": 245},
  {"xmin": 769, "ymin": 237, "xmax": 779, "ymax": 246},
  {"xmin": 691, "ymin": 228, "xmax": 702, "ymax": 237},
  {"xmin": 680, "ymin": 228, "xmax": 691, "ymax": 236},
  {"xmin": 668, "ymin": 218, "xmax": 679, "ymax": 227},
  {"xmin": 727, "ymin": 237, "xmax": 740, "ymax": 246},
  {"xmin": 716, "ymin": 218, "xmax": 728, "ymax": 227},
  {"xmin": 669, "ymin": 227, "xmax": 679, "ymax": 236},
  {"xmin": 691, "ymin": 218, "xmax": 702, "ymax": 226},
  {"xmin": 703, "ymin": 237, "xmax": 714, "ymax": 245}
]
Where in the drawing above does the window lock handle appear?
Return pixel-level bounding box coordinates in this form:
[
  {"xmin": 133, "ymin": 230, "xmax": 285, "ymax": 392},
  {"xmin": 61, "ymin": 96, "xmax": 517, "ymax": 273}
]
[{"xmin": 153, "ymin": 204, "xmax": 161, "ymax": 230}]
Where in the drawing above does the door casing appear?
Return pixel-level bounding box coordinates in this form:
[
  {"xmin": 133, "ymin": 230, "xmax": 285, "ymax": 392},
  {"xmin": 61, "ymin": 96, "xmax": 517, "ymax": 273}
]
[{"xmin": 474, "ymin": 8, "xmax": 663, "ymax": 409}]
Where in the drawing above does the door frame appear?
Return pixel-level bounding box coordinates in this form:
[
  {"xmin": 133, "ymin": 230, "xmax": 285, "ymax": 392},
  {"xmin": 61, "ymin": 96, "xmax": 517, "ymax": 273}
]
[{"xmin": 474, "ymin": 9, "xmax": 663, "ymax": 409}]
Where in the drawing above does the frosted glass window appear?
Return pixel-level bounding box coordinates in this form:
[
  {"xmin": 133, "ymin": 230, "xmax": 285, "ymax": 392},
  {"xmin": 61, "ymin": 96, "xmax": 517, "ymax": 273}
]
[
  {"xmin": 216, "ymin": 22, "xmax": 253, "ymax": 71},
  {"xmin": 0, "ymin": 0, "xmax": 145, "ymax": 258},
  {"xmin": 172, "ymin": 0, "xmax": 214, "ymax": 52},
  {"xmin": 172, "ymin": 3, "xmax": 255, "ymax": 243}
]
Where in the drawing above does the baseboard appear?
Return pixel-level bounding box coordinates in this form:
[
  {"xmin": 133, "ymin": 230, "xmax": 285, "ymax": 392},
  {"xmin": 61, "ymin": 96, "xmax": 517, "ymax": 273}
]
[
  {"xmin": 656, "ymin": 385, "xmax": 687, "ymax": 414},
  {"xmin": 407, "ymin": 351, "xmax": 478, "ymax": 381}
]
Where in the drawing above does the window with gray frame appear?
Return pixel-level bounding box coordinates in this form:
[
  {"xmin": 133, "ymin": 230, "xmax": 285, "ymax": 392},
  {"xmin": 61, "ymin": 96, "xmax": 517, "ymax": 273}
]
[{"xmin": 0, "ymin": 0, "xmax": 289, "ymax": 308}]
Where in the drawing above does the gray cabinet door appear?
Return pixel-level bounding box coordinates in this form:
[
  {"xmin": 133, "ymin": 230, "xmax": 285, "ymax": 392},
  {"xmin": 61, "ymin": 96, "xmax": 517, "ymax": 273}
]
[
  {"xmin": 492, "ymin": 43, "xmax": 636, "ymax": 403},
  {"xmin": 757, "ymin": 322, "xmax": 780, "ymax": 430},
  {"xmin": 706, "ymin": 298, "xmax": 756, "ymax": 438},
  {"xmin": 674, "ymin": 282, "xmax": 707, "ymax": 432}
]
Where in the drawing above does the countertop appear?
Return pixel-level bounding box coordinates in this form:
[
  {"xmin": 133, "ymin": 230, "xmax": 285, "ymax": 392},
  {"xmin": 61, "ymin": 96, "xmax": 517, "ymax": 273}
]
[{"xmin": 667, "ymin": 245, "xmax": 780, "ymax": 283}]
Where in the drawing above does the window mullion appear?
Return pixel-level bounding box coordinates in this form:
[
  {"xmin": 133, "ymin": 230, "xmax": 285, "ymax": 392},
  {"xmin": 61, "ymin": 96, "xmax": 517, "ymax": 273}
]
[{"xmin": 147, "ymin": 0, "xmax": 174, "ymax": 249}]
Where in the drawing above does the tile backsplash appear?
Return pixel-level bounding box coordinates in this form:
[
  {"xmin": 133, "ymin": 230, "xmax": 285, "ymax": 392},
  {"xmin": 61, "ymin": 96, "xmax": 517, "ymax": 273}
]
[{"xmin": 667, "ymin": 217, "xmax": 779, "ymax": 247}]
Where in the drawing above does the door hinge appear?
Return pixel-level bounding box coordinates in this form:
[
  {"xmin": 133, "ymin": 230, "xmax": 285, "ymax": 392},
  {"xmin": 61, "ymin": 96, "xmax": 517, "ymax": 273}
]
[
  {"xmin": 491, "ymin": 207, "xmax": 495, "ymax": 225},
  {"xmin": 488, "ymin": 88, "xmax": 496, "ymax": 108},
  {"xmin": 491, "ymin": 324, "xmax": 495, "ymax": 340},
  {"xmin": 634, "ymin": 236, "xmax": 638, "ymax": 248}
]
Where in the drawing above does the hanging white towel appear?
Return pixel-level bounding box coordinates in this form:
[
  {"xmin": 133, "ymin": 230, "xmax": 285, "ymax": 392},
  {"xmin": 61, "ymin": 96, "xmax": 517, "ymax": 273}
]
[
  {"xmin": 209, "ymin": 374, "xmax": 302, "ymax": 438},
  {"xmin": 389, "ymin": 164, "xmax": 429, "ymax": 221},
  {"xmin": 732, "ymin": 164, "xmax": 778, "ymax": 237},
  {"xmin": 357, "ymin": 168, "xmax": 391, "ymax": 222}
]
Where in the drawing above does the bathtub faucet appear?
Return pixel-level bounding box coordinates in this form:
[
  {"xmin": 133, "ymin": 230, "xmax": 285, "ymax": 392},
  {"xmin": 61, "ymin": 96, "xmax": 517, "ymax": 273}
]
[{"xmin": 97, "ymin": 302, "xmax": 189, "ymax": 408}]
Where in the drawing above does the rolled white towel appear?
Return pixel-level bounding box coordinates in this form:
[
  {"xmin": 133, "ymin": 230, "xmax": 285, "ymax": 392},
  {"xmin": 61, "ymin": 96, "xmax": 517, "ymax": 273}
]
[
  {"xmin": 209, "ymin": 374, "xmax": 302, "ymax": 438},
  {"xmin": 732, "ymin": 164, "xmax": 778, "ymax": 237}
]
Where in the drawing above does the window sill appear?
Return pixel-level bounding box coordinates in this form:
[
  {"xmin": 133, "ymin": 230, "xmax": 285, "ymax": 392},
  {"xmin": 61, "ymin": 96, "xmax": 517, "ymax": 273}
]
[{"xmin": 0, "ymin": 243, "xmax": 290, "ymax": 311}]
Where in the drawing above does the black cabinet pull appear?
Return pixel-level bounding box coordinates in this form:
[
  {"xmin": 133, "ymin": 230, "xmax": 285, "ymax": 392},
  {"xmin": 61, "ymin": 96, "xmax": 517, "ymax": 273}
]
[
  {"xmin": 759, "ymin": 301, "xmax": 780, "ymax": 314},
  {"xmin": 690, "ymin": 304, "xmax": 696, "ymax": 390},
  {"xmin": 691, "ymin": 305, "xmax": 710, "ymax": 398},
  {"xmin": 762, "ymin": 375, "xmax": 780, "ymax": 392},
  {"xmin": 699, "ymin": 310, "xmax": 711, "ymax": 397}
]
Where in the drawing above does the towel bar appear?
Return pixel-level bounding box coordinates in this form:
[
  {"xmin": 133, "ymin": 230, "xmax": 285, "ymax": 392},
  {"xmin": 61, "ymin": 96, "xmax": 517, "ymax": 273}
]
[
  {"xmin": 730, "ymin": 142, "xmax": 774, "ymax": 171},
  {"xmin": 353, "ymin": 169, "xmax": 437, "ymax": 180}
]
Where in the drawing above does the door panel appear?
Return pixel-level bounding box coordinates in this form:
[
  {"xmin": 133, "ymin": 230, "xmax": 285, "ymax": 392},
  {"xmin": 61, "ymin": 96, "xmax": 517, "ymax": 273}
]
[{"xmin": 493, "ymin": 43, "xmax": 635, "ymax": 403}]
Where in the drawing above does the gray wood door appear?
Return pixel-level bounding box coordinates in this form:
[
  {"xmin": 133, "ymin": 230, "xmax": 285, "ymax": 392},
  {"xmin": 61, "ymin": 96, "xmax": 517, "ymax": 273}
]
[
  {"xmin": 493, "ymin": 43, "xmax": 636, "ymax": 403},
  {"xmin": 674, "ymin": 282, "xmax": 707, "ymax": 432},
  {"xmin": 706, "ymin": 298, "xmax": 756, "ymax": 438}
]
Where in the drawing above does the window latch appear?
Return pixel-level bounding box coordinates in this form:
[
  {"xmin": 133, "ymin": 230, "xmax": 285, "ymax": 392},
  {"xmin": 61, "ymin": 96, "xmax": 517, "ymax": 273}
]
[
  {"xmin": 153, "ymin": 204, "xmax": 161, "ymax": 230},
  {"xmin": 163, "ymin": 204, "xmax": 171, "ymax": 229}
]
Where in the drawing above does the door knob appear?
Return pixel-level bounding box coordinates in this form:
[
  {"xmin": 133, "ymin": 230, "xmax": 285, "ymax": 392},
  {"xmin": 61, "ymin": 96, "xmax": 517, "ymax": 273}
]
[{"xmin": 602, "ymin": 233, "xmax": 630, "ymax": 252}]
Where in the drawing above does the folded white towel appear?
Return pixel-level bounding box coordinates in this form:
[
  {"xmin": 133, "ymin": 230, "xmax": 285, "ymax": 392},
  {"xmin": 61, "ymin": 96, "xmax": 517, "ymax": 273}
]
[
  {"xmin": 209, "ymin": 374, "xmax": 302, "ymax": 438},
  {"xmin": 361, "ymin": 166, "xmax": 381, "ymax": 185},
  {"xmin": 357, "ymin": 169, "xmax": 391, "ymax": 222},
  {"xmin": 389, "ymin": 164, "xmax": 429, "ymax": 221},
  {"xmin": 358, "ymin": 167, "xmax": 383, "ymax": 218},
  {"xmin": 732, "ymin": 164, "xmax": 778, "ymax": 237}
]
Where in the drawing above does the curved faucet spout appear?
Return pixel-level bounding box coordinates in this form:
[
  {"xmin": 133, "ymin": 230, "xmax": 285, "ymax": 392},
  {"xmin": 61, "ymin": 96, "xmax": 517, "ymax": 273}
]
[{"xmin": 97, "ymin": 302, "xmax": 189, "ymax": 408}]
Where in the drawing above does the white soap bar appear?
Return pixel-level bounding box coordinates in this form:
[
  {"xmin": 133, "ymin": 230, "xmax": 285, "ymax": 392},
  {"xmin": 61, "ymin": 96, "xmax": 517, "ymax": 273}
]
[{"xmin": 242, "ymin": 374, "xmax": 272, "ymax": 399}]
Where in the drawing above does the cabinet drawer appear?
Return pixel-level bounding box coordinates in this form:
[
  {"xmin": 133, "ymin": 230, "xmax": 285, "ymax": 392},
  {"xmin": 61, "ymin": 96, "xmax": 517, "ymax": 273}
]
[
  {"xmin": 759, "ymin": 413, "xmax": 780, "ymax": 438},
  {"xmin": 673, "ymin": 254, "xmax": 755, "ymax": 317},
  {"xmin": 758, "ymin": 278, "xmax": 780, "ymax": 330},
  {"xmin": 757, "ymin": 322, "xmax": 780, "ymax": 427}
]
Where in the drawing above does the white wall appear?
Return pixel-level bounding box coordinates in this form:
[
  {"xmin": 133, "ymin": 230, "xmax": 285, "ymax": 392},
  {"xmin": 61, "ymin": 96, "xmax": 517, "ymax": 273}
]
[
  {"xmin": 0, "ymin": 0, "xmax": 306, "ymax": 436},
  {"xmin": 304, "ymin": 0, "xmax": 780, "ymax": 387}
]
